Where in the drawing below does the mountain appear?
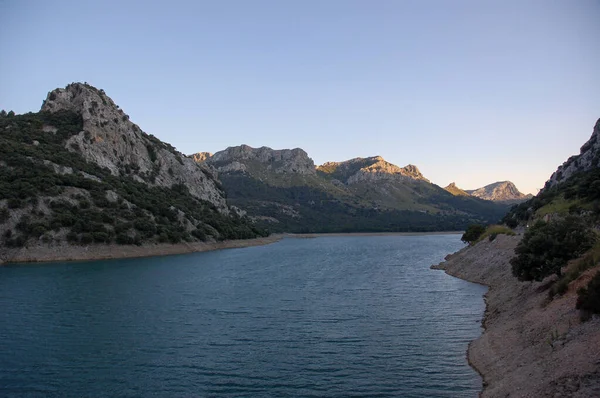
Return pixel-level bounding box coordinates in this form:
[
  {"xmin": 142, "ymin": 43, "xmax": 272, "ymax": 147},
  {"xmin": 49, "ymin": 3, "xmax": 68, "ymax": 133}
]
[
  {"xmin": 193, "ymin": 146, "xmax": 510, "ymax": 233},
  {"xmin": 504, "ymin": 118, "xmax": 600, "ymax": 225},
  {"xmin": 444, "ymin": 182, "xmax": 470, "ymax": 197},
  {"xmin": 465, "ymin": 181, "xmax": 533, "ymax": 204},
  {"xmin": 0, "ymin": 83, "xmax": 266, "ymax": 257},
  {"xmin": 318, "ymin": 156, "xmax": 429, "ymax": 184},
  {"xmin": 545, "ymin": 118, "xmax": 600, "ymax": 189}
]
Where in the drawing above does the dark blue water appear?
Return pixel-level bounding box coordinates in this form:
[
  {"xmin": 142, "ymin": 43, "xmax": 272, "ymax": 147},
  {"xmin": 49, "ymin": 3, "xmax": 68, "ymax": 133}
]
[{"xmin": 0, "ymin": 235, "xmax": 485, "ymax": 397}]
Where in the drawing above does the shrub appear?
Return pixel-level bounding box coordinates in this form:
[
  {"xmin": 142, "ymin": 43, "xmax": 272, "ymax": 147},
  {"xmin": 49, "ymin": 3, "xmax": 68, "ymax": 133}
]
[
  {"xmin": 80, "ymin": 233, "xmax": 93, "ymax": 244},
  {"xmin": 511, "ymin": 216, "xmax": 597, "ymax": 281},
  {"xmin": 549, "ymin": 244, "xmax": 600, "ymax": 298},
  {"xmin": 479, "ymin": 225, "xmax": 515, "ymax": 242},
  {"xmin": 66, "ymin": 231, "xmax": 79, "ymax": 243},
  {"xmin": 7, "ymin": 198, "xmax": 23, "ymax": 209},
  {"xmin": 116, "ymin": 233, "xmax": 134, "ymax": 245},
  {"xmin": 576, "ymin": 271, "xmax": 600, "ymax": 317},
  {"xmin": 461, "ymin": 224, "xmax": 485, "ymax": 244},
  {"xmin": 0, "ymin": 207, "xmax": 9, "ymax": 223},
  {"xmin": 92, "ymin": 231, "xmax": 110, "ymax": 243}
]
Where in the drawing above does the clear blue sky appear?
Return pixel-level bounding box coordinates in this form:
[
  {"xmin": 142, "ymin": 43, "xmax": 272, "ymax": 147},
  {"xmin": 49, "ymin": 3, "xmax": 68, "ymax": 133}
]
[{"xmin": 1, "ymin": 1, "xmax": 599, "ymax": 194}]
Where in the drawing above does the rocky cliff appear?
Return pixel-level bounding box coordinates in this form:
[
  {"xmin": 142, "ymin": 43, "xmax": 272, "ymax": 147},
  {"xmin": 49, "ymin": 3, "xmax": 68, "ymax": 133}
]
[
  {"xmin": 0, "ymin": 83, "xmax": 267, "ymax": 262},
  {"xmin": 191, "ymin": 147, "xmax": 509, "ymax": 233},
  {"xmin": 318, "ymin": 156, "xmax": 429, "ymax": 185},
  {"xmin": 205, "ymin": 145, "xmax": 316, "ymax": 176},
  {"xmin": 466, "ymin": 181, "xmax": 532, "ymax": 204},
  {"xmin": 545, "ymin": 119, "xmax": 600, "ymax": 189},
  {"xmin": 41, "ymin": 83, "xmax": 226, "ymax": 210}
]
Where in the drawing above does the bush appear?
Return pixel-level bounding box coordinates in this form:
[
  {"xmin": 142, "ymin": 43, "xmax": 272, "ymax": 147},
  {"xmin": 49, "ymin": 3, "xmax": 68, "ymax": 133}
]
[
  {"xmin": 80, "ymin": 233, "xmax": 93, "ymax": 244},
  {"xmin": 66, "ymin": 231, "xmax": 79, "ymax": 243},
  {"xmin": 511, "ymin": 216, "xmax": 597, "ymax": 281},
  {"xmin": 479, "ymin": 225, "xmax": 515, "ymax": 242},
  {"xmin": 116, "ymin": 233, "xmax": 134, "ymax": 245},
  {"xmin": 461, "ymin": 224, "xmax": 485, "ymax": 244},
  {"xmin": 576, "ymin": 271, "xmax": 600, "ymax": 317}
]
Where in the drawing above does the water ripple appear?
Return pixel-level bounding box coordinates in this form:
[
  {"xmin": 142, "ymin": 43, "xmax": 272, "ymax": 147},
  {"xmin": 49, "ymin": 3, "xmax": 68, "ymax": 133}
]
[{"xmin": 0, "ymin": 235, "xmax": 485, "ymax": 397}]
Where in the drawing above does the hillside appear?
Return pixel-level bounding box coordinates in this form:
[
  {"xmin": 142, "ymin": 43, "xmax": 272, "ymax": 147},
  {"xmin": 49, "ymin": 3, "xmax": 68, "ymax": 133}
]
[
  {"xmin": 0, "ymin": 83, "xmax": 267, "ymax": 262},
  {"xmin": 444, "ymin": 182, "xmax": 470, "ymax": 196},
  {"xmin": 194, "ymin": 147, "xmax": 510, "ymax": 233},
  {"xmin": 433, "ymin": 235, "xmax": 600, "ymax": 397},
  {"xmin": 504, "ymin": 118, "xmax": 600, "ymax": 225},
  {"xmin": 441, "ymin": 118, "xmax": 600, "ymax": 396}
]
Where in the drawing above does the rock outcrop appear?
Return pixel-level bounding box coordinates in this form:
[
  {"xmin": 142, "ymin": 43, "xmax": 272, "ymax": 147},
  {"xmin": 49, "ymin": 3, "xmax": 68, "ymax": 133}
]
[
  {"xmin": 545, "ymin": 119, "xmax": 600, "ymax": 189},
  {"xmin": 191, "ymin": 152, "xmax": 212, "ymax": 163},
  {"xmin": 318, "ymin": 156, "xmax": 429, "ymax": 185},
  {"xmin": 41, "ymin": 83, "xmax": 227, "ymax": 210},
  {"xmin": 466, "ymin": 181, "xmax": 532, "ymax": 204},
  {"xmin": 206, "ymin": 145, "xmax": 316, "ymax": 175}
]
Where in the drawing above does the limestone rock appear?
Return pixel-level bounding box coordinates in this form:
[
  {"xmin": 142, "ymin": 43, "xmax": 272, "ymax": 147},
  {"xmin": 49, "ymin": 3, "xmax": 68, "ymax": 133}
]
[
  {"xmin": 465, "ymin": 181, "xmax": 532, "ymax": 203},
  {"xmin": 41, "ymin": 83, "xmax": 227, "ymax": 210},
  {"xmin": 545, "ymin": 119, "xmax": 600, "ymax": 189},
  {"xmin": 206, "ymin": 144, "xmax": 316, "ymax": 175},
  {"xmin": 191, "ymin": 152, "xmax": 212, "ymax": 163},
  {"xmin": 318, "ymin": 156, "xmax": 429, "ymax": 185}
]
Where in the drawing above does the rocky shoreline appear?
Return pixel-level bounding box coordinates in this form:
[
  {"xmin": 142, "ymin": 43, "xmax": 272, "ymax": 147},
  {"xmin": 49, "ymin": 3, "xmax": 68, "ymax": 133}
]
[
  {"xmin": 0, "ymin": 232, "xmax": 464, "ymax": 265},
  {"xmin": 0, "ymin": 235, "xmax": 285, "ymax": 265},
  {"xmin": 432, "ymin": 234, "xmax": 600, "ymax": 397}
]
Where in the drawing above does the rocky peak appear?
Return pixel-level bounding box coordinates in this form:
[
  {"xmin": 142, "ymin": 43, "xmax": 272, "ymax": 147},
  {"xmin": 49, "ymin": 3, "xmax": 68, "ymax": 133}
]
[
  {"xmin": 545, "ymin": 118, "xmax": 600, "ymax": 189},
  {"xmin": 466, "ymin": 181, "xmax": 532, "ymax": 203},
  {"xmin": 41, "ymin": 83, "xmax": 227, "ymax": 210},
  {"xmin": 191, "ymin": 152, "xmax": 212, "ymax": 163},
  {"xmin": 318, "ymin": 156, "xmax": 428, "ymax": 185},
  {"xmin": 206, "ymin": 145, "xmax": 316, "ymax": 175}
]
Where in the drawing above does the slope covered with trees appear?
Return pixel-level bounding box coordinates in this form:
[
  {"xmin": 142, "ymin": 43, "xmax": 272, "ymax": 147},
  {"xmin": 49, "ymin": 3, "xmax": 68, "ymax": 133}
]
[{"xmin": 0, "ymin": 87, "xmax": 267, "ymax": 256}]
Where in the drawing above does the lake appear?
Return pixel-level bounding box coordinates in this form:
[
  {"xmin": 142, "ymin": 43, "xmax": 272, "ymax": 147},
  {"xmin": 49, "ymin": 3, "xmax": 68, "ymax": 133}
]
[{"xmin": 0, "ymin": 235, "xmax": 486, "ymax": 397}]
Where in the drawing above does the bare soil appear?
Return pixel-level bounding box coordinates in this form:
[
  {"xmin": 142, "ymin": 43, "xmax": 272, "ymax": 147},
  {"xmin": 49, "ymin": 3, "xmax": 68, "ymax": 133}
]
[
  {"xmin": 0, "ymin": 235, "xmax": 284, "ymax": 265},
  {"xmin": 432, "ymin": 234, "xmax": 600, "ymax": 397}
]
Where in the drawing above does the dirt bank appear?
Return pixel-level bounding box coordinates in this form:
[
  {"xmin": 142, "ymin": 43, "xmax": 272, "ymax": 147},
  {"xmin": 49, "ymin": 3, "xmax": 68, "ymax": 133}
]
[
  {"xmin": 432, "ymin": 234, "xmax": 600, "ymax": 397},
  {"xmin": 0, "ymin": 234, "xmax": 285, "ymax": 265}
]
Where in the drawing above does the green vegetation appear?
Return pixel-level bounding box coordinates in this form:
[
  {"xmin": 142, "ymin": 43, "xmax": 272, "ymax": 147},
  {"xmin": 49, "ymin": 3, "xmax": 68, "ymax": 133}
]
[
  {"xmin": 219, "ymin": 174, "xmax": 503, "ymax": 233},
  {"xmin": 548, "ymin": 242, "xmax": 600, "ymax": 298},
  {"xmin": 504, "ymin": 167, "xmax": 600, "ymax": 226},
  {"xmin": 576, "ymin": 271, "xmax": 600, "ymax": 317},
  {"xmin": 461, "ymin": 224, "xmax": 486, "ymax": 244},
  {"xmin": 510, "ymin": 217, "xmax": 596, "ymax": 281},
  {"xmin": 478, "ymin": 224, "xmax": 516, "ymax": 242},
  {"xmin": 0, "ymin": 110, "xmax": 267, "ymax": 248}
]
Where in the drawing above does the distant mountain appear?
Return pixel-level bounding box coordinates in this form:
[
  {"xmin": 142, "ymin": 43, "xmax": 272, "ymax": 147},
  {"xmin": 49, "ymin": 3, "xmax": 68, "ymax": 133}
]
[
  {"xmin": 0, "ymin": 83, "xmax": 266, "ymax": 258},
  {"xmin": 444, "ymin": 182, "xmax": 470, "ymax": 197},
  {"xmin": 465, "ymin": 181, "xmax": 533, "ymax": 204},
  {"xmin": 193, "ymin": 146, "xmax": 510, "ymax": 233}
]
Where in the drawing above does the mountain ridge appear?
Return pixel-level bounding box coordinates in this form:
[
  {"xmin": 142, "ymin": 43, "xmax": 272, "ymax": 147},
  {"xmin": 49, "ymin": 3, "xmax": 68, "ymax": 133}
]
[{"xmin": 191, "ymin": 145, "xmax": 510, "ymax": 232}]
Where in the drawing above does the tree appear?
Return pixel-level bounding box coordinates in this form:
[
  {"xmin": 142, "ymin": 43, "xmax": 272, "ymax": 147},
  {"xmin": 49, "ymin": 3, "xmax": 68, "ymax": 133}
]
[
  {"xmin": 461, "ymin": 224, "xmax": 485, "ymax": 244},
  {"xmin": 510, "ymin": 217, "xmax": 596, "ymax": 281},
  {"xmin": 576, "ymin": 271, "xmax": 600, "ymax": 316}
]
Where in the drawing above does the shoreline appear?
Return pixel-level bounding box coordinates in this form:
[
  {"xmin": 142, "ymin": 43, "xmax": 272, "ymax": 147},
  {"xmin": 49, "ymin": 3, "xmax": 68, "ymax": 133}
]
[
  {"xmin": 0, "ymin": 235, "xmax": 285, "ymax": 266},
  {"xmin": 432, "ymin": 234, "xmax": 600, "ymax": 397},
  {"xmin": 1, "ymin": 230, "xmax": 463, "ymax": 265}
]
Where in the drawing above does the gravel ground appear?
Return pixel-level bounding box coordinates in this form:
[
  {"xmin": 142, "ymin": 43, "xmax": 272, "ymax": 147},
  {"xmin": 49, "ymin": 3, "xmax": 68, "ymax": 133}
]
[{"xmin": 432, "ymin": 234, "xmax": 600, "ymax": 398}]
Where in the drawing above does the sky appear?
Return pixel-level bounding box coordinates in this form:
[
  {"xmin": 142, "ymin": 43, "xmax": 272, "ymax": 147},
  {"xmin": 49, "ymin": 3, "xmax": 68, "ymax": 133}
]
[{"xmin": 1, "ymin": 1, "xmax": 599, "ymax": 195}]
